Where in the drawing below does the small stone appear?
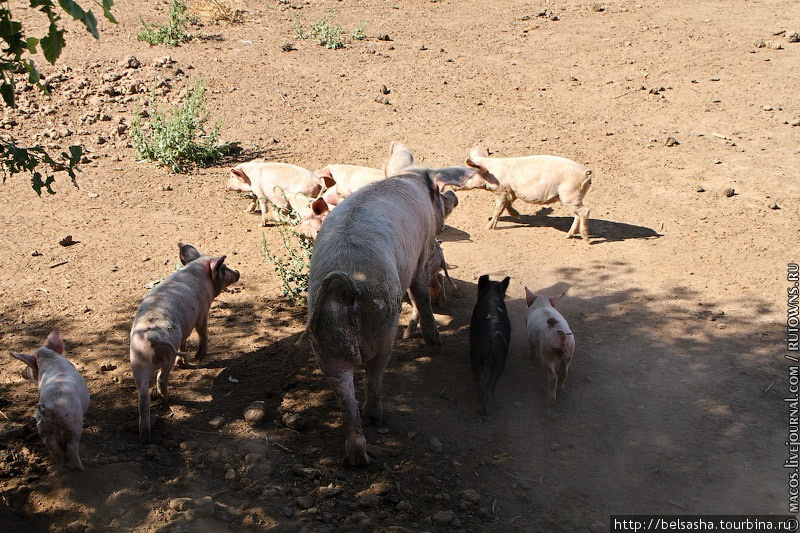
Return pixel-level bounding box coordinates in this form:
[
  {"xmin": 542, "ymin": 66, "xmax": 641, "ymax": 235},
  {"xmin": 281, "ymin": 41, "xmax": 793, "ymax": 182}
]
[
  {"xmin": 433, "ymin": 510, "xmax": 454, "ymax": 525},
  {"xmin": 356, "ymin": 491, "xmax": 381, "ymax": 508},
  {"xmin": 754, "ymin": 39, "xmax": 767, "ymax": 48},
  {"xmin": 460, "ymin": 489, "xmax": 481, "ymax": 503},
  {"xmin": 292, "ymin": 464, "xmax": 322, "ymax": 479},
  {"xmin": 696, "ymin": 186, "xmax": 705, "ymax": 192},
  {"xmin": 788, "ymin": 32, "xmax": 800, "ymax": 43},
  {"xmin": 193, "ymin": 496, "xmax": 214, "ymax": 518},
  {"xmin": 58, "ymin": 234, "xmax": 75, "ymax": 246},
  {"xmin": 374, "ymin": 95, "xmax": 390, "ymax": 105},
  {"xmin": 397, "ymin": 500, "xmax": 412, "ymax": 511},
  {"xmin": 281, "ymin": 42, "xmax": 297, "ymax": 52},
  {"xmin": 297, "ymin": 495, "xmax": 314, "ymax": 509},
  {"xmin": 281, "ymin": 411, "xmax": 305, "ymax": 430},
  {"xmin": 763, "ymin": 105, "xmax": 774, "ymax": 111},
  {"xmin": 88, "ymin": 192, "xmax": 100, "ymax": 199},
  {"xmin": 664, "ymin": 136, "xmax": 680, "ymax": 147},
  {"xmin": 161, "ymin": 183, "xmax": 173, "ymax": 191},
  {"xmin": 96, "ymin": 135, "xmax": 107, "ymax": 145},
  {"xmin": 224, "ymin": 468, "xmax": 237, "ymax": 481},
  {"xmin": 31, "ymin": 250, "xmax": 42, "ymax": 257},
  {"xmin": 430, "ymin": 437, "xmax": 443, "ymax": 453},
  {"xmin": 208, "ymin": 416, "xmax": 225, "ymax": 429},
  {"xmin": 100, "ymin": 362, "xmax": 117, "ymax": 372},
  {"xmin": 65, "ymin": 520, "xmax": 88, "ymax": 533},
  {"xmin": 378, "ymin": 33, "xmax": 392, "ymax": 41},
  {"xmin": 377, "ymin": 427, "xmax": 390, "ymax": 434},
  {"xmin": 380, "ymin": 84, "xmax": 390, "ymax": 94},
  {"xmin": 723, "ymin": 188, "xmax": 736, "ymax": 197},
  {"xmin": 244, "ymin": 401, "xmax": 266, "ymax": 427},
  {"xmin": 120, "ymin": 55, "xmax": 141, "ymax": 69},
  {"xmin": 769, "ymin": 202, "xmax": 780, "ymax": 210},
  {"xmin": 170, "ymin": 497, "xmax": 194, "ymax": 511}
]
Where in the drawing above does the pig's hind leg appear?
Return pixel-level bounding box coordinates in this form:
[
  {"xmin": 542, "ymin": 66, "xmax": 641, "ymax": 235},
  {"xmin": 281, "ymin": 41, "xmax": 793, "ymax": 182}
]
[
  {"xmin": 64, "ymin": 427, "xmax": 85, "ymax": 470},
  {"xmin": 407, "ymin": 272, "xmax": 442, "ymax": 346},
  {"xmin": 194, "ymin": 315, "xmax": 208, "ymax": 360},
  {"xmin": 363, "ymin": 331, "xmax": 395, "ymax": 425},
  {"xmin": 36, "ymin": 415, "xmax": 66, "ymax": 465}
]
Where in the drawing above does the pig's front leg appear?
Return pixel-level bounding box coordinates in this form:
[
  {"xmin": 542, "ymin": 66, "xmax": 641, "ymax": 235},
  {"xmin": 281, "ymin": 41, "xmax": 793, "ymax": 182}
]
[
  {"xmin": 363, "ymin": 332, "xmax": 394, "ymax": 424},
  {"xmin": 486, "ymin": 190, "xmax": 513, "ymax": 230},
  {"xmin": 258, "ymin": 197, "xmax": 269, "ymax": 227},
  {"xmin": 407, "ymin": 273, "xmax": 441, "ymax": 346},
  {"xmin": 402, "ymin": 291, "xmax": 420, "ymax": 339}
]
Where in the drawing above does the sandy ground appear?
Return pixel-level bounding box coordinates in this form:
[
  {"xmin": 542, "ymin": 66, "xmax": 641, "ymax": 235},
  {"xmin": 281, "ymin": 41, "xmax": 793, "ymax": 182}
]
[{"xmin": 1, "ymin": 0, "xmax": 799, "ymax": 531}]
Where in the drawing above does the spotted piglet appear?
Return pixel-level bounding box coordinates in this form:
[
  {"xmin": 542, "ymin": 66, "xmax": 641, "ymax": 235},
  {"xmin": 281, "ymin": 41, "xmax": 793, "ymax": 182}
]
[
  {"xmin": 10, "ymin": 329, "xmax": 90, "ymax": 470},
  {"xmin": 524, "ymin": 288, "xmax": 575, "ymax": 406}
]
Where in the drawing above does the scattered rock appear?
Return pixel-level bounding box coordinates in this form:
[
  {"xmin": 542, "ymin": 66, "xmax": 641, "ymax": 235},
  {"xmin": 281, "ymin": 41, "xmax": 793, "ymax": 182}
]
[
  {"xmin": 460, "ymin": 489, "xmax": 481, "ymax": 504},
  {"xmin": 769, "ymin": 202, "xmax": 780, "ymax": 210},
  {"xmin": 99, "ymin": 362, "xmax": 117, "ymax": 372},
  {"xmin": 193, "ymin": 496, "xmax": 215, "ymax": 518},
  {"xmin": 664, "ymin": 136, "xmax": 680, "ymax": 147},
  {"xmin": 297, "ymin": 495, "xmax": 315, "ymax": 509},
  {"xmin": 58, "ymin": 234, "xmax": 75, "ymax": 246},
  {"xmin": 375, "ymin": 95, "xmax": 391, "ymax": 105},
  {"xmin": 65, "ymin": 520, "xmax": 88, "ymax": 533},
  {"xmin": 244, "ymin": 401, "xmax": 266, "ymax": 427},
  {"xmin": 788, "ymin": 32, "xmax": 800, "ymax": 43},
  {"xmin": 433, "ymin": 510, "xmax": 455, "ymax": 525},
  {"xmin": 281, "ymin": 411, "xmax": 305, "ymax": 430},
  {"xmin": 696, "ymin": 186, "xmax": 705, "ymax": 193},
  {"xmin": 723, "ymin": 188, "xmax": 736, "ymax": 197},
  {"xmin": 356, "ymin": 491, "xmax": 381, "ymax": 508},
  {"xmin": 31, "ymin": 250, "xmax": 42, "ymax": 256},
  {"xmin": 161, "ymin": 183, "xmax": 173, "ymax": 191},
  {"xmin": 397, "ymin": 500, "xmax": 412, "ymax": 511},
  {"xmin": 224, "ymin": 468, "xmax": 237, "ymax": 481},
  {"xmin": 208, "ymin": 416, "xmax": 225, "ymax": 429},
  {"xmin": 378, "ymin": 33, "xmax": 392, "ymax": 41},
  {"xmin": 170, "ymin": 497, "xmax": 194, "ymax": 511},
  {"xmin": 293, "ymin": 464, "xmax": 322, "ymax": 479},
  {"xmin": 281, "ymin": 42, "xmax": 297, "ymax": 52},
  {"xmin": 120, "ymin": 55, "xmax": 141, "ymax": 69},
  {"xmin": 380, "ymin": 84, "xmax": 390, "ymax": 94},
  {"xmin": 430, "ymin": 437, "xmax": 443, "ymax": 453}
]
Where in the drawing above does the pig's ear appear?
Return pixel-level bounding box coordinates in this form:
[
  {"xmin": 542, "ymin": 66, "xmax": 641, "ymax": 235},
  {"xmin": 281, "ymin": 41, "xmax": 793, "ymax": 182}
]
[
  {"xmin": 179, "ymin": 243, "xmax": 202, "ymax": 265},
  {"xmin": 315, "ymin": 168, "xmax": 336, "ymax": 189},
  {"xmin": 430, "ymin": 166, "xmax": 480, "ymax": 191},
  {"xmin": 469, "ymin": 144, "xmax": 490, "ymax": 159},
  {"xmin": 501, "ymin": 276, "xmax": 510, "ymax": 295},
  {"xmin": 549, "ymin": 292, "xmax": 565, "ymax": 308},
  {"xmin": 46, "ymin": 328, "xmax": 64, "ymax": 354},
  {"xmin": 478, "ymin": 274, "xmax": 489, "ymax": 292},
  {"xmin": 311, "ymin": 197, "xmax": 330, "ymax": 216},
  {"xmin": 209, "ymin": 256, "xmax": 227, "ymax": 280},
  {"xmin": 525, "ymin": 287, "xmax": 537, "ymax": 307},
  {"xmin": 230, "ymin": 167, "xmax": 251, "ymax": 184},
  {"xmin": 11, "ymin": 352, "xmax": 38, "ymax": 372}
]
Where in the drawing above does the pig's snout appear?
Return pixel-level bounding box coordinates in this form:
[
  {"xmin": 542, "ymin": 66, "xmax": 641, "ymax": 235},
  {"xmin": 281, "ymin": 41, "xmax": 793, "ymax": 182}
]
[
  {"xmin": 227, "ymin": 268, "xmax": 240, "ymax": 285},
  {"xmin": 226, "ymin": 175, "xmax": 251, "ymax": 192}
]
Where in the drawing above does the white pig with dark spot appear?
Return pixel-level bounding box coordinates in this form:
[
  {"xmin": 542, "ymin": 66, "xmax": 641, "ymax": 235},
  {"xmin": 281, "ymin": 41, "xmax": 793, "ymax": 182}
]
[
  {"xmin": 524, "ymin": 288, "xmax": 575, "ymax": 406},
  {"xmin": 11, "ymin": 329, "xmax": 90, "ymax": 470},
  {"xmin": 130, "ymin": 243, "xmax": 240, "ymax": 442},
  {"xmin": 306, "ymin": 161, "xmax": 478, "ymax": 465},
  {"xmin": 463, "ymin": 144, "xmax": 593, "ymax": 238},
  {"xmin": 227, "ymin": 161, "xmax": 321, "ymax": 227}
]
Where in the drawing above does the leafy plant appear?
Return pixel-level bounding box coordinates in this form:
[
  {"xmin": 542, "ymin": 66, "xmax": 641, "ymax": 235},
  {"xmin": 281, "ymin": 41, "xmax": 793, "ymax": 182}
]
[
  {"xmin": 295, "ymin": 13, "xmax": 344, "ymax": 49},
  {"xmin": 262, "ymin": 218, "xmax": 314, "ymax": 303},
  {"xmin": 0, "ymin": 0, "xmax": 116, "ymax": 194},
  {"xmin": 137, "ymin": 0, "xmax": 192, "ymax": 46},
  {"xmin": 131, "ymin": 80, "xmax": 235, "ymax": 172},
  {"xmin": 351, "ymin": 20, "xmax": 367, "ymax": 41}
]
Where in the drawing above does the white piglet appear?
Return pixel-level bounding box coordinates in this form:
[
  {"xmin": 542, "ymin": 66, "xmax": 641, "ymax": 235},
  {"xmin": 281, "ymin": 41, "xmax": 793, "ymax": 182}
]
[
  {"xmin": 524, "ymin": 288, "xmax": 575, "ymax": 406},
  {"xmin": 227, "ymin": 161, "xmax": 321, "ymax": 227},
  {"xmin": 463, "ymin": 144, "xmax": 593, "ymax": 238},
  {"xmin": 11, "ymin": 329, "xmax": 90, "ymax": 470}
]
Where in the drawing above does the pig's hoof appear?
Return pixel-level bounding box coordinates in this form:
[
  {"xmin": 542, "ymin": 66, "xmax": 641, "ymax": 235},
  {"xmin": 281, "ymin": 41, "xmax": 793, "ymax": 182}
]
[
  {"xmin": 424, "ymin": 333, "xmax": 443, "ymax": 346},
  {"xmin": 345, "ymin": 436, "xmax": 369, "ymax": 466}
]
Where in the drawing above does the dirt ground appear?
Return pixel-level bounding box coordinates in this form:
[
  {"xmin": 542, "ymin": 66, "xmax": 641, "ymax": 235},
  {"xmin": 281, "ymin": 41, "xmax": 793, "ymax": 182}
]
[{"xmin": 1, "ymin": 0, "xmax": 798, "ymax": 531}]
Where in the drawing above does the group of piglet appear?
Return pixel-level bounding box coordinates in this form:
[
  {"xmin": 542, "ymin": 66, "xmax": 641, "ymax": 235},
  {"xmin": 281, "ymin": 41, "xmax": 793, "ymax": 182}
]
[{"xmin": 9, "ymin": 141, "xmax": 591, "ymax": 469}]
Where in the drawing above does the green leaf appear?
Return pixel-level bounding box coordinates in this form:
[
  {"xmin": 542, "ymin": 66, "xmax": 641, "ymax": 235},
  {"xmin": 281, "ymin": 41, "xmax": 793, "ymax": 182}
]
[
  {"xmin": 102, "ymin": 0, "xmax": 118, "ymax": 24},
  {"xmin": 0, "ymin": 78, "xmax": 15, "ymax": 107},
  {"xmin": 57, "ymin": 0, "xmax": 85, "ymax": 21},
  {"xmin": 81, "ymin": 10, "xmax": 98, "ymax": 38},
  {"xmin": 40, "ymin": 22, "xmax": 65, "ymax": 64},
  {"xmin": 25, "ymin": 37, "xmax": 39, "ymax": 53}
]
